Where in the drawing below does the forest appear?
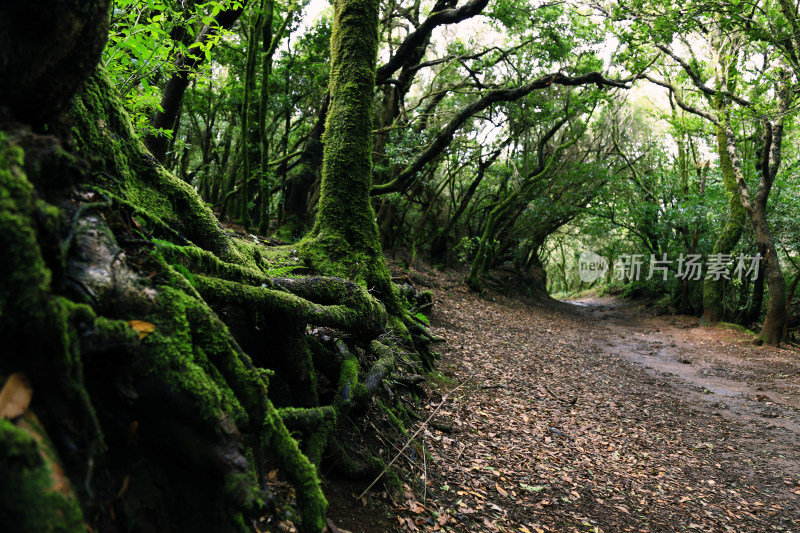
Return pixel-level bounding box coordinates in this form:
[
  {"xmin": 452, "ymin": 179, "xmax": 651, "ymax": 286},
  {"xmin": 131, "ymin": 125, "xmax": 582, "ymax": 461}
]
[{"xmin": 0, "ymin": 0, "xmax": 798, "ymax": 531}]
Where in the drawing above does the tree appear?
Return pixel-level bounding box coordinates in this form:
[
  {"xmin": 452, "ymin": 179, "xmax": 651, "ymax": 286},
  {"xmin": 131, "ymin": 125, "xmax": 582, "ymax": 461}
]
[
  {"xmin": 644, "ymin": 54, "xmax": 790, "ymax": 343},
  {"xmin": 0, "ymin": 1, "xmax": 435, "ymax": 531},
  {"xmin": 298, "ymin": 0, "xmax": 387, "ymax": 295},
  {"xmin": 144, "ymin": 2, "xmax": 246, "ymax": 161}
]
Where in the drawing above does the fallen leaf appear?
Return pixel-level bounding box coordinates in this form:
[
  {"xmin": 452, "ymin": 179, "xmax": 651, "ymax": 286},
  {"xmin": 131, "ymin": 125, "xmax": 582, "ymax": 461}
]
[
  {"xmin": 520, "ymin": 483, "xmax": 547, "ymax": 492},
  {"xmin": 0, "ymin": 372, "xmax": 33, "ymax": 419},
  {"xmin": 127, "ymin": 320, "xmax": 156, "ymax": 340},
  {"xmin": 496, "ymin": 483, "xmax": 508, "ymax": 497}
]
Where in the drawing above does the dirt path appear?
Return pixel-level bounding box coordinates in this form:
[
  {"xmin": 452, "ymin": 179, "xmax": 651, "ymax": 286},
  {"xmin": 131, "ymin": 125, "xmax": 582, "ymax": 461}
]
[
  {"xmin": 366, "ymin": 284, "xmax": 800, "ymax": 533},
  {"xmin": 575, "ymin": 297, "xmax": 800, "ymax": 459}
]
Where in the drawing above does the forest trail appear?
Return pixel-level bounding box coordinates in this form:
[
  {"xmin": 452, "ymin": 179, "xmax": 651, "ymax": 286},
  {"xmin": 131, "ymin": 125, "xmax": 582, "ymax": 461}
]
[{"xmin": 331, "ymin": 273, "xmax": 800, "ymax": 533}]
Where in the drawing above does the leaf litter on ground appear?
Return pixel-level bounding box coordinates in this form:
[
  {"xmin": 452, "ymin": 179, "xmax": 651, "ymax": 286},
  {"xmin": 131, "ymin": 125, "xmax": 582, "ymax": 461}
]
[{"xmin": 383, "ymin": 269, "xmax": 800, "ymax": 533}]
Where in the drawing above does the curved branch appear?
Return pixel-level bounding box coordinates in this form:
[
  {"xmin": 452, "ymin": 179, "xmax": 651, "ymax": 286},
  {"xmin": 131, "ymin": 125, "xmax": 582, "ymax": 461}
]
[
  {"xmin": 376, "ymin": 0, "xmax": 490, "ymax": 85},
  {"xmin": 372, "ymin": 71, "xmax": 634, "ymax": 196},
  {"xmin": 655, "ymin": 44, "xmax": 753, "ymax": 107},
  {"xmin": 641, "ymin": 73, "xmax": 720, "ymax": 125}
]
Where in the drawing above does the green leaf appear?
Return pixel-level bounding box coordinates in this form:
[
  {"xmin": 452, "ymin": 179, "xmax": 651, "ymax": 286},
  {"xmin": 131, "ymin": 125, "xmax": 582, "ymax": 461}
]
[{"xmin": 520, "ymin": 483, "xmax": 548, "ymax": 492}]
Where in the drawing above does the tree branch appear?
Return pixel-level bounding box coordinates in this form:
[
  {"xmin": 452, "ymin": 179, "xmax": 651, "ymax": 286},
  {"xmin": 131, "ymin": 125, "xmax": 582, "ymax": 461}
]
[
  {"xmin": 641, "ymin": 73, "xmax": 720, "ymax": 125},
  {"xmin": 376, "ymin": 0, "xmax": 490, "ymax": 84},
  {"xmin": 655, "ymin": 44, "xmax": 753, "ymax": 107},
  {"xmin": 372, "ymin": 71, "xmax": 634, "ymax": 196}
]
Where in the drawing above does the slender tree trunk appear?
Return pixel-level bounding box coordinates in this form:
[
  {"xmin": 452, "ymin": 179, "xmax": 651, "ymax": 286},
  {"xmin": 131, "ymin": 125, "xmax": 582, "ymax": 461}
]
[
  {"xmin": 145, "ymin": 5, "xmax": 245, "ymax": 161},
  {"xmin": 742, "ymin": 243, "xmax": 767, "ymax": 323},
  {"xmin": 238, "ymin": 6, "xmax": 263, "ymax": 229},
  {"xmin": 257, "ymin": 0, "xmax": 275, "ymax": 234},
  {"xmin": 702, "ymin": 39, "xmax": 747, "ymax": 322},
  {"xmin": 724, "ymin": 71, "xmax": 790, "ymax": 344},
  {"xmin": 282, "ymin": 95, "xmax": 328, "ymax": 238},
  {"xmin": 467, "ymin": 124, "xmax": 576, "ymax": 290},
  {"xmin": 702, "ymin": 122, "xmax": 746, "ymax": 321},
  {"xmin": 431, "ymin": 147, "xmax": 504, "ymax": 265}
]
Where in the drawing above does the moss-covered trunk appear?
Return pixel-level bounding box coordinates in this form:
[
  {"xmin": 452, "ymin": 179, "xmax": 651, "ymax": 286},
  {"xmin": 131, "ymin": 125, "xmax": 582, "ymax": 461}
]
[
  {"xmin": 702, "ymin": 123, "xmax": 746, "ymax": 322},
  {"xmin": 0, "ymin": 2, "xmax": 442, "ymax": 532},
  {"xmin": 298, "ymin": 0, "xmax": 393, "ymax": 300},
  {"xmin": 297, "ymin": 0, "xmax": 441, "ymax": 373},
  {"xmin": 2, "ymin": 65, "xmax": 337, "ymax": 532}
]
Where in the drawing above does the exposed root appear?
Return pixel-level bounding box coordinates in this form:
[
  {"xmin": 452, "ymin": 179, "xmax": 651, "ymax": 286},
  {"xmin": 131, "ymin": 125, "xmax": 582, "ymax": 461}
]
[{"xmin": 0, "ymin": 65, "xmax": 445, "ymax": 532}]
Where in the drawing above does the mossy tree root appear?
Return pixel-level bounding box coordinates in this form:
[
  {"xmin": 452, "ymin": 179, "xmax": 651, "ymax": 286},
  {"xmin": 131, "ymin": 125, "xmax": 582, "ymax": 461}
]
[
  {"xmin": 1, "ymin": 131, "xmax": 334, "ymax": 531},
  {"xmin": 195, "ymin": 275, "xmax": 387, "ymax": 340},
  {"xmin": 278, "ymin": 406, "xmax": 337, "ymax": 466},
  {"xmin": 2, "ymin": 47, "xmax": 443, "ymax": 531}
]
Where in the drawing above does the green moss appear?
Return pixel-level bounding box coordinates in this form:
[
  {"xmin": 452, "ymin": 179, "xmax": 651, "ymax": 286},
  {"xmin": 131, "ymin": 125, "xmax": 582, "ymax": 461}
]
[
  {"xmin": 297, "ymin": 0, "xmax": 401, "ymax": 314},
  {"xmin": 276, "ymin": 218, "xmax": 305, "ymax": 243},
  {"xmin": 702, "ymin": 122, "xmax": 747, "ymax": 321},
  {"xmin": 387, "ymin": 314, "xmax": 413, "ymax": 345},
  {"xmin": 0, "ymin": 139, "xmax": 52, "ymax": 334},
  {"xmin": 0, "ymin": 137, "xmax": 106, "ymax": 466},
  {"xmin": 0, "ymin": 419, "xmax": 87, "ymax": 533},
  {"xmin": 4, "ymin": 44, "xmax": 429, "ymax": 531},
  {"xmin": 278, "ymin": 406, "xmax": 337, "ymax": 465},
  {"xmin": 193, "ymin": 274, "xmax": 386, "ymax": 339},
  {"xmin": 376, "ymin": 398, "xmax": 408, "ymax": 438},
  {"xmin": 134, "ymin": 257, "xmax": 330, "ymax": 529},
  {"xmin": 426, "ymin": 371, "xmax": 457, "ymax": 387},
  {"xmin": 334, "ymin": 346, "xmax": 362, "ymax": 411},
  {"xmin": 714, "ymin": 321, "xmax": 755, "ymax": 334},
  {"xmin": 142, "ymin": 282, "xmax": 249, "ymax": 431},
  {"xmin": 70, "ymin": 69, "xmax": 248, "ymax": 266},
  {"xmin": 264, "ymin": 398, "xmax": 328, "ymax": 531}
]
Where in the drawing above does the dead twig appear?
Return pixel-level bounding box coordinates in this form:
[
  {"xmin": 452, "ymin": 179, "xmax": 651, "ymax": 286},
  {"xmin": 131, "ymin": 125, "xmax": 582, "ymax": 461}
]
[
  {"xmin": 357, "ymin": 381, "xmax": 465, "ymax": 500},
  {"xmin": 368, "ymin": 421, "xmax": 417, "ymax": 470},
  {"xmin": 548, "ymin": 426, "xmax": 575, "ymax": 440},
  {"xmin": 543, "ymin": 384, "xmax": 578, "ymax": 405},
  {"xmin": 456, "ymin": 442, "xmax": 467, "ymax": 461}
]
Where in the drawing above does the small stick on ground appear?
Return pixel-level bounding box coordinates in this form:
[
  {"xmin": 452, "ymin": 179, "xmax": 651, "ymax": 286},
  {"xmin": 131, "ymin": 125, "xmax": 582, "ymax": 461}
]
[
  {"xmin": 357, "ymin": 381, "xmax": 465, "ymax": 501},
  {"xmin": 544, "ymin": 384, "xmax": 577, "ymax": 405}
]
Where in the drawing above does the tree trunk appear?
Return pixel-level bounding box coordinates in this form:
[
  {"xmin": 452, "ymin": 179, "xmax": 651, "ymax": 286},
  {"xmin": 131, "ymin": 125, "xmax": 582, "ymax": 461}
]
[
  {"xmin": 281, "ymin": 95, "xmax": 328, "ymax": 239},
  {"xmin": 702, "ymin": 41, "xmax": 747, "ymax": 322},
  {"xmin": 702, "ymin": 123, "xmax": 746, "ymax": 322},
  {"xmin": 1, "ymin": 3, "xmax": 436, "ymax": 531},
  {"xmin": 467, "ymin": 122, "xmax": 576, "ymax": 290},
  {"xmin": 298, "ymin": 0, "xmax": 390, "ymax": 298},
  {"xmin": 257, "ymin": 0, "xmax": 275, "ymax": 234},
  {"xmin": 239, "ymin": 5, "xmax": 264, "ymax": 230},
  {"xmin": 724, "ymin": 93, "xmax": 789, "ymax": 344},
  {"xmin": 145, "ymin": 5, "xmax": 245, "ymax": 162}
]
